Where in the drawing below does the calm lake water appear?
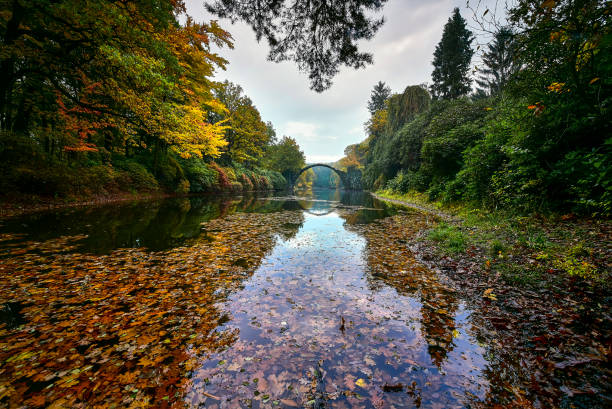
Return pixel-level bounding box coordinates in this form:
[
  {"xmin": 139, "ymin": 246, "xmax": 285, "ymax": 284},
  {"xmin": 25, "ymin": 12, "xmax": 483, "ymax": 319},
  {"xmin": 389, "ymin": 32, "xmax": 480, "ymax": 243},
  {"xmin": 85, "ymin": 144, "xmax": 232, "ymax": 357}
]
[{"xmin": 0, "ymin": 190, "xmax": 495, "ymax": 408}]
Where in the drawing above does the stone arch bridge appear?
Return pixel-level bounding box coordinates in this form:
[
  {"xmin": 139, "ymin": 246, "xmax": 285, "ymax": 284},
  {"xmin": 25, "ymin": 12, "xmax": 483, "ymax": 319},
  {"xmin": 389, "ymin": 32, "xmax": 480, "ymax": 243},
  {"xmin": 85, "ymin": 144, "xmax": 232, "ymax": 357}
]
[{"xmin": 289, "ymin": 164, "xmax": 362, "ymax": 190}]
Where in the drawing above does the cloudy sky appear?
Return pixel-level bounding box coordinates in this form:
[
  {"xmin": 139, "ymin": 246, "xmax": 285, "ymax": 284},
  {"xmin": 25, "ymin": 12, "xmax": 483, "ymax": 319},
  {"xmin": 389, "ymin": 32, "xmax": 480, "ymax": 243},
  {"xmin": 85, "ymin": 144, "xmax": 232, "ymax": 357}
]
[{"xmin": 184, "ymin": 0, "xmax": 503, "ymax": 163}]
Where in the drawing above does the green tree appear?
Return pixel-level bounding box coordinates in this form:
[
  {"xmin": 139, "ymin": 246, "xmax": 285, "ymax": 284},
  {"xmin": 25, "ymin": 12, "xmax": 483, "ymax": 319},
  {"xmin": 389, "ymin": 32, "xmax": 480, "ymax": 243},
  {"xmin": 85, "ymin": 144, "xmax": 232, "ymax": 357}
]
[
  {"xmin": 430, "ymin": 8, "xmax": 474, "ymax": 99},
  {"xmin": 263, "ymin": 136, "xmax": 306, "ymax": 181},
  {"xmin": 205, "ymin": 0, "xmax": 389, "ymax": 92},
  {"xmin": 476, "ymin": 27, "xmax": 519, "ymax": 95},
  {"xmin": 367, "ymin": 81, "xmax": 392, "ymax": 115}
]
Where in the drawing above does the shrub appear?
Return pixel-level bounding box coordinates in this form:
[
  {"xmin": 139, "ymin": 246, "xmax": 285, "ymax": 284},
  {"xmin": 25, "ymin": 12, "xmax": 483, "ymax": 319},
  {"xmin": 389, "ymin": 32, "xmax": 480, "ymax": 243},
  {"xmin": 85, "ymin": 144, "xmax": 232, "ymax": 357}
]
[
  {"xmin": 256, "ymin": 168, "xmax": 287, "ymax": 190},
  {"xmin": 113, "ymin": 159, "xmax": 159, "ymax": 192},
  {"xmin": 249, "ymin": 172, "xmax": 260, "ymax": 190},
  {"xmin": 238, "ymin": 172, "xmax": 254, "ymax": 191},
  {"xmin": 386, "ymin": 170, "xmax": 428, "ymax": 194},
  {"xmin": 145, "ymin": 154, "xmax": 189, "ymax": 192},
  {"xmin": 231, "ymin": 181, "xmax": 243, "ymax": 192},
  {"xmin": 209, "ymin": 162, "xmax": 231, "ymax": 191},
  {"xmin": 551, "ymin": 147, "xmax": 612, "ymax": 216},
  {"xmin": 179, "ymin": 159, "xmax": 218, "ymax": 193},
  {"xmin": 222, "ymin": 166, "xmax": 238, "ymax": 183}
]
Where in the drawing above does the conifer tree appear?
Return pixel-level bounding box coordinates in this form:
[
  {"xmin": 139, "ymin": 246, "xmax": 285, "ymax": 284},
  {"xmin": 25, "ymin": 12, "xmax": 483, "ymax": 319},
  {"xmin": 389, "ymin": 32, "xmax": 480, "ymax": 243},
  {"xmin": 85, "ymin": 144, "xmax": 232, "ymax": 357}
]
[
  {"xmin": 367, "ymin": 81, "xmax": 392, "ymax": 115},
  {"xmin": 476, "ymin": 27, "xmax": 518, "ymax": 95},
  {"xmin": 430, "ymin": 8, "xmax": 474, "ymax": 99}
]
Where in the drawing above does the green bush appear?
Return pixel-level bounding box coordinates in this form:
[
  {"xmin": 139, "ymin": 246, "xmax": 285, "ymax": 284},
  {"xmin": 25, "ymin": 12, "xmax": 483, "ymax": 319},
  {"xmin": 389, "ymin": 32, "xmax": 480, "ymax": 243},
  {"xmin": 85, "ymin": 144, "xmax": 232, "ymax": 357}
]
[
  {"xmin": 155, "ymin": 155, "xmax": 187, "ymax": 192},
  {"xmin": 551, "ymin": 146, "xmax": 611, "ymax": 215},
  {"xmin": 454, "ymin": 98, "xmax": 528, "ymax": 205},
  {"xmin": 257, "ymin": 168, "xmax": 287, "ymax": 190},
  {"xmin": 209, "ymin": 162, "xmax": 231, "ymax": 191},
  {"xmin": 386, "ymin": 170, "xmax": 428, "ymax": 194},
  {"xmin": 179, "ymin": 158, "xmax": 218, "ymax": 193},
  {"xmin": 238, "ymin": 172, "xmax": 253, "ymax": 190},
  {"xmin": 419, "ymin": 101, "xmax": 487, "ymax": 191},
  {"xmin": 113, "ymin": 158, "xmax": 159, "ymax": 192}
]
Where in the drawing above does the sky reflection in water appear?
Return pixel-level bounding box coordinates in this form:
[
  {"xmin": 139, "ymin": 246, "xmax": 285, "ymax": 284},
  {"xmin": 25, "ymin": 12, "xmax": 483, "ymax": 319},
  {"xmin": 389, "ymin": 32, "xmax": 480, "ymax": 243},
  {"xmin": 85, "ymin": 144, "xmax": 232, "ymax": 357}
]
[
  {"xmin": 0, "ymin": 190, "xmax": 491, "ymax": 408},
  {"xmin": 186, "ymin": 191, "xmax": 489, "ymax": 408}
]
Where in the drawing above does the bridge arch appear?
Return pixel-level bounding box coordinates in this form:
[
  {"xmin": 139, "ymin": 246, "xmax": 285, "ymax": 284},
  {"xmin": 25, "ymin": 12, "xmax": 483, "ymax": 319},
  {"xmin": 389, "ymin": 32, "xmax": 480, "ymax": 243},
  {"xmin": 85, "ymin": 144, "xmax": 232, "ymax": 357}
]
[{"xmin": 292, "ymin": 163, "xmax": 347, "ymax": 189}]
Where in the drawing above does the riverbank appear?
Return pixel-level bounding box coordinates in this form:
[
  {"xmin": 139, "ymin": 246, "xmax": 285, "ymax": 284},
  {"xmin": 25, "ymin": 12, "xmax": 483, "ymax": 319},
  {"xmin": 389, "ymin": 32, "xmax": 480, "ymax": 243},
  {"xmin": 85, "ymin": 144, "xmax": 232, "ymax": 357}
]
[
  {"xmin": 373, "ymin": 189, "xmax": 611, "ymax": 408},
  {"xmin": 0, "ymin": 191, "xmax": 179, "ymax": 219},
  {"xmin": 374, "ymin": 189, "xmax": 610, "ymax": 286},
  {"xmin": 0, "ymin": 188, "xmax": 286, "ymax": 219}
]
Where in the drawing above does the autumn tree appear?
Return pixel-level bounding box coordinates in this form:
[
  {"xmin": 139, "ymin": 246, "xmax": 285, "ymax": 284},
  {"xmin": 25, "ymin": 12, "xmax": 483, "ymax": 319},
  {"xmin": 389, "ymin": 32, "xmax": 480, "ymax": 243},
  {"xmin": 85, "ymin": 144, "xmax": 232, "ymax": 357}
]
[
  {"xmin": 430, "ymin": 8, "xmax": 474, "ymax": 99},
  {"xmin": 209, "ymin": 80, "xmax": 270, "ymax": 164},
  {"xmin": 337, "ymin": 142, "xmax": 368, "ymax": 170},
  {"xmin": 0, "ymin": 0, "xmax": 232, "ymax": 159},
  {"xmin": 205, "ymin": 0, "xmax": 389, "ymax": 92},
  {"xmin": 367, "ymin": 81, "xmax": 392, "ymax": 115},
  {"xmin": 476, "ymin": 27, "xmax": 519, "ymax": 95}
]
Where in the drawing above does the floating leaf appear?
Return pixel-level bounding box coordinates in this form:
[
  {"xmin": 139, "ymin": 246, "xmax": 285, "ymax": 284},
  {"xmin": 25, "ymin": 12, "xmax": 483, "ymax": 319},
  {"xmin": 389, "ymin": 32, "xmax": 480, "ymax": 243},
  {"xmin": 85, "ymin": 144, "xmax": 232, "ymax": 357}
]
[{"xmin": 355, "ymin": 378, "xmax": 367, "ymax": 388}]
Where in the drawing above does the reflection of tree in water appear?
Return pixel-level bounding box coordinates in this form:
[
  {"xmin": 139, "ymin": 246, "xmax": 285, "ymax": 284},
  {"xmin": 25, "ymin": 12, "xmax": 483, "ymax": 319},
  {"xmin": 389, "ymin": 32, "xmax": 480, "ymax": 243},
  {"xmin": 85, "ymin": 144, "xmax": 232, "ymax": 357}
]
[
  {"xmin": 345, "ymin": 210, "xmax": 544, "ymax": 407},
  {"xmin": 0, "ymin": 209, "xmax": 305, "ymax": 408},
  {"xmin": 0, "ymin": 194, "xmax": 304, "ymax": 255},
  {"xmin": 344, "ymin": 213, "xmax": 458, "ymax": 368},
  {"xmin": 419, "ymin": 286, "xmax": 458, "ymax": 367}
]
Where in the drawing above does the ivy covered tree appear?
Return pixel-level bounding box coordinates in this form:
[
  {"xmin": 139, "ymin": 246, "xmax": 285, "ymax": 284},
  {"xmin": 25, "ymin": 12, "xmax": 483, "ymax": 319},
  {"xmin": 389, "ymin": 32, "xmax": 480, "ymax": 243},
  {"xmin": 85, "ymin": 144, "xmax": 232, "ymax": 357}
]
[
  {"xmin": 205, "ymin": 0, "xmax": 388, "ymax": 92},
  {"xmin": 367, "ymin": 81, "xmax": 392, "ymax": 115},
  {"xmin": 476, "ymin": 27, "xmax": 519, "ymax": 95},
  {"xmin": 430, "ymin": 8, "xmax": 474, "ymax": 99}
]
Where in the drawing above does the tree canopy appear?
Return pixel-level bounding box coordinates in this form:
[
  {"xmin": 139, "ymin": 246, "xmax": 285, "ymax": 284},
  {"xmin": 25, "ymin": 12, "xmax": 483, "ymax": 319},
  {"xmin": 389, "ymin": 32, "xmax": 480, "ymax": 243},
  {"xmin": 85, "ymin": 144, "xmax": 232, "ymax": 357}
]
[
  {"xmin": 0, "ymin": 0, "xmax": 305, "ymax": 198},
  {"xmin": 263, "ymin": 136, "xmax": 306, "ymax": 179},
  {"xmin": 0, "ymin": 0, "xmax": 234, "ymax": 159},
  {"xmin": 337, "ymin": 0, "xmax": 610, "ymax": 215},
  {"xmin": 205, "ymin": 0, "xmax": 389, "ymax": 92},
  {"xmin": 210, "ymin": 81, "xmax": 270, "ymax": 164}
]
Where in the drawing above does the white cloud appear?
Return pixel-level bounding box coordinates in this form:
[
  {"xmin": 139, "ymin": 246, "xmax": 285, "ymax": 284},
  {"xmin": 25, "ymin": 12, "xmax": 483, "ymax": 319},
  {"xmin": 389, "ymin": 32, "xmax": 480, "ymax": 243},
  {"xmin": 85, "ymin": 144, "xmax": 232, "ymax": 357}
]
[
  {"xmin": 348, "ymin": 126, "xmax": 363, "ymax": 135},
  {"xmin": 283, "ymin": 121, "xmax": 321, "ymax": 141},
  {"xmin": 307, "ymin": 154, "xmax": 342, "ymax": 164}
]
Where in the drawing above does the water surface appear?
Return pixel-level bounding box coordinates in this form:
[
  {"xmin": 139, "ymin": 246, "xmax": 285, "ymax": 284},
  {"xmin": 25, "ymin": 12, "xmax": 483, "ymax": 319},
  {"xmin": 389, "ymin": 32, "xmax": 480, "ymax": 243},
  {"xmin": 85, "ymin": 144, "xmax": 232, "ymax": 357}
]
[{"xmin": 0, "ymin": 190, "xmax": 494, "ymax": 408}]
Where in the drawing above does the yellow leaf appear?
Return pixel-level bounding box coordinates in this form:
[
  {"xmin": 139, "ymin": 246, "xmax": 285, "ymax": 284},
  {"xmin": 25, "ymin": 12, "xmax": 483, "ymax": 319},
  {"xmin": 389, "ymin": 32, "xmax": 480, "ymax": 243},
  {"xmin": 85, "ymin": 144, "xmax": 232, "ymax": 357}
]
[
  {"xmin": 355, "ymin": 378, "xmax": 367, "ymax": 388},
  {"xmin": 483, "ymin": 288, "xmax": 497, "ymax": 300}
]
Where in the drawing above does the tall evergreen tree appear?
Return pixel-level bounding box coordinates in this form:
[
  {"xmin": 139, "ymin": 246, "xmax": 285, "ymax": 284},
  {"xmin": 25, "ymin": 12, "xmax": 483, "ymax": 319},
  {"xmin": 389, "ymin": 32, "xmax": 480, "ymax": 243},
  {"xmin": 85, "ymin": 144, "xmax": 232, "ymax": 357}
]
[
  {"xmin": 430, "ymin": 8, "xmax": 474, "ymax": 99},
  {"xmin": 367, "ymin": 81, "xmax": 392, "ymax": 115},
  {"xmin": 476, "ymin": 27, "xmax": 519, "ymax": 95}
]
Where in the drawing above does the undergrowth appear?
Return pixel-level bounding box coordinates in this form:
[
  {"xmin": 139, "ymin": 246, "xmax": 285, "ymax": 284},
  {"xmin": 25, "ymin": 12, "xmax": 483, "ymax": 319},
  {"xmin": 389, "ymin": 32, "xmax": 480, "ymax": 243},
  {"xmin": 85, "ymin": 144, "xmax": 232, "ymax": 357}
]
[{"xmin": 376, "ymin": 190, "xmax": 610, "ymax": 288}]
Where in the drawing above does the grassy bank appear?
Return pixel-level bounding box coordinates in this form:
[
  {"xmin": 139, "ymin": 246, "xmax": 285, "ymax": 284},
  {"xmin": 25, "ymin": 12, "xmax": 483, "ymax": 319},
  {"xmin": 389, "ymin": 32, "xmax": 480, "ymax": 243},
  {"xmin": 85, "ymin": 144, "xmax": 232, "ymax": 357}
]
[{"xmin": 375, "ymin": 189, "xmax": 611, "ymax": 289}]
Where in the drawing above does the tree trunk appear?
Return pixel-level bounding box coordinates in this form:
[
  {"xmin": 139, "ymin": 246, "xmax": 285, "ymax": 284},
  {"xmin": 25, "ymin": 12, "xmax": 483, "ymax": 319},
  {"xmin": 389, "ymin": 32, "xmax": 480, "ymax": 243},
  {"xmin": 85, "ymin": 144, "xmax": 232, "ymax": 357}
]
[{"xmin": 0, "ymin": 0, "xmax": 25, "ymax": 130}]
